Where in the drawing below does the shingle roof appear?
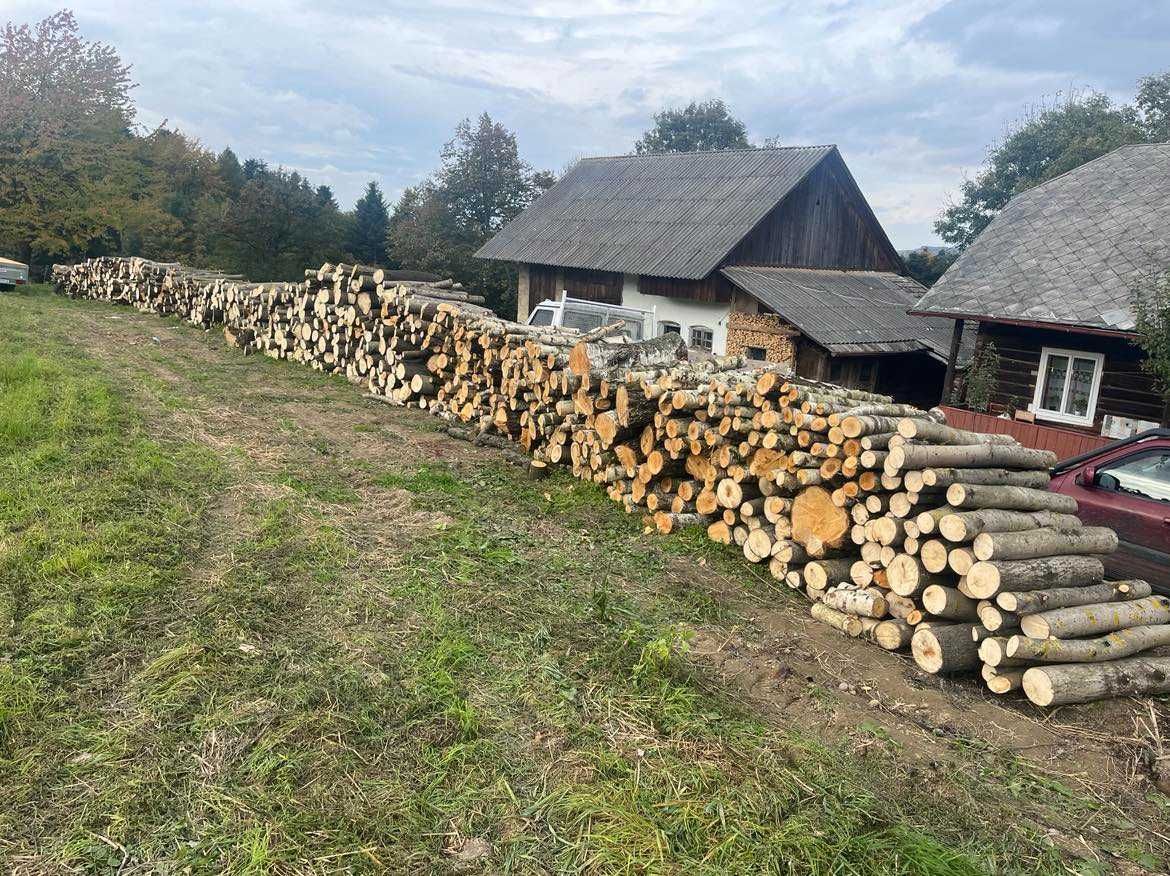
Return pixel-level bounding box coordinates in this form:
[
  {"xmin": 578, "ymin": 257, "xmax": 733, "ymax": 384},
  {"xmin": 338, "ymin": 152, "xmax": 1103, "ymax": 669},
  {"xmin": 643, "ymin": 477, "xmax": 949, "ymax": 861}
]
[
  {"xmin": 476, "ymin": 145, "xmax": 837, "ymax": 279},
  {"xmin": 914, "ymin": 143, "xmax": 1170, "ymax": 332},
  {"xmin": 722, "ymin": 265, "xmax": 966, "ymax": 360}
]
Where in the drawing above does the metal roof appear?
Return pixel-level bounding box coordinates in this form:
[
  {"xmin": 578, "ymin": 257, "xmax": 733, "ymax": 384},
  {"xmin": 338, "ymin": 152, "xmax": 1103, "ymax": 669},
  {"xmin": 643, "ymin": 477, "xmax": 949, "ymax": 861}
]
[
  {"xmin": 476, "ymin": 145, "xmax": 837, "ymax": 279},
  {"xmin": 722, "ymin": 265, "xmax": 965, "ymax": 360},
  {"xmin": 0, "ymin": 257, "xmax": 27, "ymax": 268},
  {"xmin": 913, "ymin": 143, "xmax": 1170, "ymax": 332}
]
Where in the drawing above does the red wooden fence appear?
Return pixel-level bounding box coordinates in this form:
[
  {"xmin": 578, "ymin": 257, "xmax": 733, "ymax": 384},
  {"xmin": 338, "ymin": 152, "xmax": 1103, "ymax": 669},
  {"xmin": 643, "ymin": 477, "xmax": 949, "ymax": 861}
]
[{"xmin": 938, "ymin": 406, "xmax": 1114, "ymax": 461}]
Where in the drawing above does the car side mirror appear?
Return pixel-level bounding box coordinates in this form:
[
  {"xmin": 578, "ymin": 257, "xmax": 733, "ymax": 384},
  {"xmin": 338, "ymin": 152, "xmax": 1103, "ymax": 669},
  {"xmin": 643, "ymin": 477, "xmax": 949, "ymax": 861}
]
[{"xmin": 1075, "ymin": 466, "xmax": 1097, "ymax": 487}]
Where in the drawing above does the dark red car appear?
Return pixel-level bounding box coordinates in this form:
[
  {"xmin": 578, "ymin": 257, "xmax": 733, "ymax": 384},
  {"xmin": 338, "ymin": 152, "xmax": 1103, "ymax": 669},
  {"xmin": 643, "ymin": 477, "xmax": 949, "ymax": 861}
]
[{"xmin": 1049, "ymin": 428, "xmax": 1170, "ymax": 593}]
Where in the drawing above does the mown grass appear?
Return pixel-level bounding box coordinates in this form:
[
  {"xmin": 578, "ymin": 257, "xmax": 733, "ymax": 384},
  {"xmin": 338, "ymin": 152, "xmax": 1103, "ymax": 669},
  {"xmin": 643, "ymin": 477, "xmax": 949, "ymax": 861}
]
[{"xmin": 1, "ymin": 287, "xmax": 1163, "ymax": 874}]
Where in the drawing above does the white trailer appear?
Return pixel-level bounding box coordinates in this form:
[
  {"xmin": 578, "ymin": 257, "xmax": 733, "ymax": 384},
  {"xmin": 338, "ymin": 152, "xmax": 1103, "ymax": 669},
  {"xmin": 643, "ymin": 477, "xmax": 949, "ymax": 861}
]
[{"xmin": 0, "ymin": 257, "xmax": 29, "ymax": 290}]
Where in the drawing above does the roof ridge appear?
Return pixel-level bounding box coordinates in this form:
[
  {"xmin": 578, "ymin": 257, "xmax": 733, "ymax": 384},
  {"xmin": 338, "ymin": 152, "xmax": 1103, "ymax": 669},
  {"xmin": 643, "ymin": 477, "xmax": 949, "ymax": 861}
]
[{"xmin": 577, "ymin": 144, "xmax": 837, "ymax": 163}]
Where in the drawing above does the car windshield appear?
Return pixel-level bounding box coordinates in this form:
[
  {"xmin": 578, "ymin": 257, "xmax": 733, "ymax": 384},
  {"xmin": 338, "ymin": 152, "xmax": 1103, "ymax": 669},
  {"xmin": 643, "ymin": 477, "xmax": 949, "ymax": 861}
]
[{"xmin": 1102, "ymin": 450, "xmax": 1170, "ymax": 503}]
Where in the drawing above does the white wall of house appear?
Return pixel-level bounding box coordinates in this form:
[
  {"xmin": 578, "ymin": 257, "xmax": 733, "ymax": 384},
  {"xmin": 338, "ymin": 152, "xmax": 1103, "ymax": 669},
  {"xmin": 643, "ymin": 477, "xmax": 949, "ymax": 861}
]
[{"xmin": 619, "ymin": 274, "xmax": 731, "ymax": 354}]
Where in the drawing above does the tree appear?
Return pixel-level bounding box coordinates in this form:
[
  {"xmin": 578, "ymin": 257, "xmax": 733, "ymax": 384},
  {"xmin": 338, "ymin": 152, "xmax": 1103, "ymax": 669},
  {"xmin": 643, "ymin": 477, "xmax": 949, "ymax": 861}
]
[
  {"xmin": 1131, "ymin": 270, "xmax": 1170, "ymax": 411},
  {"xmin": 634, "ymin": 99, "xmax": 749, "ymax": 155},
  {"xmin": 903, "ymin": 247, "xmax": 957, "ymax": 288},
  {"xmin": 216, "ymin": 148, "xmax": 245, "ymax": 198},
  {"xmin": 935, "ymin": 90, "xmax": 1150, "ymax": 249},
  {"xmin": 348, "ymin": 181, "xmax": 389, "ymax": 265},
  {"xmin": 0, "ymin": 10, "xmax": 135, "ymax": 268},
  {"xmin": 1136, "ymin": 72, "xmax": 1170, "ymax": 142},
  {"xmin": 386, "ymin": 113, "xmax": 551, "ymax": 315}
]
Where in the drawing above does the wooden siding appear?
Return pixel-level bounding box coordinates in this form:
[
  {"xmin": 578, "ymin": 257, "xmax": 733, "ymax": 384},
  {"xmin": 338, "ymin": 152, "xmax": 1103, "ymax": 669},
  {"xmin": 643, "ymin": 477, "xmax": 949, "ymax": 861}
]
[
  {"xmin": 563, "ymin": 267, "xmax": 622, "ymax": 304},
  {"xmin": 940, "ymin": 406, "xmax": 1114, "ymax": 460},
  {"xmin": 529, "ymin": 264, "xmax": 559, "ymax": 309},
  {"xmin": 723, "ymin": 157, "xmax": 902, "ymax": 272},
  {"xmin": 638, "ymin": 272, "xmax": 734, "ymax": 303},
  {"xmin": 976, "ymin": 322, "xmax": 1166, "ymax": 429}
]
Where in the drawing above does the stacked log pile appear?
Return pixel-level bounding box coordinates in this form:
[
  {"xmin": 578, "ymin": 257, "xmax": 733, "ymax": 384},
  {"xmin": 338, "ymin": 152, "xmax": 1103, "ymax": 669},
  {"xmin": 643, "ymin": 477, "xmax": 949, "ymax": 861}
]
[{"xmin": 50, "ymin": 257, "xmax": 1167, "ymax": 706}]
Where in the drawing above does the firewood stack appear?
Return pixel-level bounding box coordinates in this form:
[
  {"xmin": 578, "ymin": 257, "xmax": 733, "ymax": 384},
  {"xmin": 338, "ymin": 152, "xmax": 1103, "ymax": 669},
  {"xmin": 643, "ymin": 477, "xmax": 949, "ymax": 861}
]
[{"xmin": 51, "ymin": 257, "xmax": 1169, "ymax": 705}]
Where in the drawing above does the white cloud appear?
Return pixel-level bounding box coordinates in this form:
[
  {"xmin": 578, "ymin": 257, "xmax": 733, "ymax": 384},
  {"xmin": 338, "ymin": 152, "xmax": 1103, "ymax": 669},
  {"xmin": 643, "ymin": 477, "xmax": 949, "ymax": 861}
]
[{"xmin": 5, "ymin": 0, "xmax": 1165, "ymax": 245}]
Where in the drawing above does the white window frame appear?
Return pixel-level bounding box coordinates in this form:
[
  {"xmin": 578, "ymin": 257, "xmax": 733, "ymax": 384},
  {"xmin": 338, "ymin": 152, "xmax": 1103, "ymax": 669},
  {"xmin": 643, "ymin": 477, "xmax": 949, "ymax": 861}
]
[
  {"xmin": 658, "ymin": 320, "xmax": 681, "ymax": 337},
  {"xmin": 689, "ymin": 324, "xmax": 714, "ymax": 353},
  {"xmin": 1030, "ymin": 346, "xmax": 1104, "ymax": 427}
]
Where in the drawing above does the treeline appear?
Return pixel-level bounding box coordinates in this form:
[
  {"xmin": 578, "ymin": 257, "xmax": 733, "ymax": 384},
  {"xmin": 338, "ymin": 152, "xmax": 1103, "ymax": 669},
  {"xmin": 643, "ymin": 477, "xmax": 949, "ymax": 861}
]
[{"xmin": 0, "ymin": 11, "xmax": 551, "ymax": 314}]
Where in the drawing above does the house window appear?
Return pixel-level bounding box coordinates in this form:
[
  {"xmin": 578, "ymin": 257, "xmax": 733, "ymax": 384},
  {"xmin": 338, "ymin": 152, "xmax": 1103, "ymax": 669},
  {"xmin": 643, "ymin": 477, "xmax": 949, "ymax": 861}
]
[
  {"xmin": 1031, "ymin": 347, "xmax": 1104, "ymax": 426},
  {"xmin": 659, "ymin": 321, "xmax": 681, "ymax": 337},
  {"xmin": 745, "ymin": 346, "xmax": 767, "ymax": 361},
  {"xmin": 689, "ymin": 325, "xmax": 714, "ymax": 352}
]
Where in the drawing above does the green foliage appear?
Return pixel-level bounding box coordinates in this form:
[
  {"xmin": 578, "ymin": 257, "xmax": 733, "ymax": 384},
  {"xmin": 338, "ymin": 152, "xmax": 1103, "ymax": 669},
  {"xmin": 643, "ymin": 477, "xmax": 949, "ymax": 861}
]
[
  {"xmin": 0, "ymin": 11, "xmax": 358, "ymax": 280},
  {"xmin": 634, "ymin": 99, "xmax": 750, "ymax": 154},
  {"xmin": 348, "ymin": 181, "xmax": 389, "ymax": 266},
  {"xmin": 386, "ymin": 113, "xmax": 553, "ymax": 316},
  {"xmin": 1136, "ymin": 72, "xmax": 1170, "ymax": 143},
  {"xmin": 903, "ymin": 247, "xmax": 957, "ymax": 287},
  {"xmin": 0, "ymin": 10, "xmax": 135, "ymax": 267},
  {"xmin": 959, "ymin": 338, "xmax": 999, "ymax": 411},
  {"xmin": 1131, "ymin": 270, "xmax": 1170, "ymax": 402},
  {"xmin": 935, "ymin": 87, "xmax": 1158, "ymax": 249}
]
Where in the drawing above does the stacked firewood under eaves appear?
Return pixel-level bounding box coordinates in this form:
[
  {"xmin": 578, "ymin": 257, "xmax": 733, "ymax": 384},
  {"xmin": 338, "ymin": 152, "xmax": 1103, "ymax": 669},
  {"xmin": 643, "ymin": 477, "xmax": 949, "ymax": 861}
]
[{"xmin": 51, "ymin": 257, "xmax": 1170, "ymax": 706}]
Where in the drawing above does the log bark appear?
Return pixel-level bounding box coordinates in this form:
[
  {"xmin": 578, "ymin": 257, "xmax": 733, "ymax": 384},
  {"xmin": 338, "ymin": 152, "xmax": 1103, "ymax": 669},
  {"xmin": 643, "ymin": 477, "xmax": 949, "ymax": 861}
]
[
  {"xmin": 945, "ymin": 484, "xmax": 1078, "ymax": 514},
  {"xmin": 1020, "ymin": 595, "xmax": 1170, "ymax": 639},
  {"xmin": 1007, "ymin": 626, "xmax": 1170, "ymax": 663},
  {"xmin": 568, "ymin": 332, "xmax": 687, "ymax": 377},
  {"xmin": 971, "ymin": 526, "xmax": 1117, "ymax": 562},
  {"xmin": 995, "ymin": 579, "xmax": 1153, "ymax": 614},
  {"xmin": 966, "ymin": 556, "xmax": 1105, "ymax": 600},
  {"xmin": 911, "ymin": 624, "xmax": 981, "ymax": 674},
  {"xmin": 896, "ymin": 418, "xmax": 1017, "ymax": 445},
  {"xmin": 887, "ymin": 444, "xmax": 1057, "ymax": 472},
  {"xmin": 921, "ymin": 467, "xmax": 1051, "ymax": 490},
  {"xmin": 1023, "ymin": 657, "xmax": 1170, "ymax": 707},
  {"xmin": 937, "ymin": 509, "xmax": 1082, "ymax": 543},
  {"xmin": 822, "ymin": 586, "xmax": 887, "ymax": 619},
  {"xmin": 811, "ymin": 602, "xmax": 859, "ymax": 635}
]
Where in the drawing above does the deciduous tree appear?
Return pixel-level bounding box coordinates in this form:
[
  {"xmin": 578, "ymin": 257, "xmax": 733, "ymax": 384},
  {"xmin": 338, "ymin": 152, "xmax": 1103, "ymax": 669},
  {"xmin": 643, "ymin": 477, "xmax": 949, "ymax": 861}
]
[{"xmin": 634, "ymin": 100, "xmax": 750, "ymax": 155}]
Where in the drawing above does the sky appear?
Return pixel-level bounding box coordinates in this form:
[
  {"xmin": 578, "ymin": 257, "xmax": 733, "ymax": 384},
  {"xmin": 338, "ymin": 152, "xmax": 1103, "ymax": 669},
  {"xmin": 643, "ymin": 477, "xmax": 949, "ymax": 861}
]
[{"xmin": 6, "ymin": 0, "xmax": 1170, "ymax": 248}]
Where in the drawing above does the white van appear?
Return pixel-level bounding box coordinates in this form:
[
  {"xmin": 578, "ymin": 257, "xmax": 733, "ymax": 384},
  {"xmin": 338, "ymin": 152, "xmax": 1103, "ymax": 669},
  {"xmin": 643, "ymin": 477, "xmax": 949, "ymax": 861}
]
[
  {"xmin": 0, "ymin": 257, "xmax": 29, "ymax": 291},
  {"xmin": 526, "ymin": 293, "xmax": 655, "ymax": 341}
]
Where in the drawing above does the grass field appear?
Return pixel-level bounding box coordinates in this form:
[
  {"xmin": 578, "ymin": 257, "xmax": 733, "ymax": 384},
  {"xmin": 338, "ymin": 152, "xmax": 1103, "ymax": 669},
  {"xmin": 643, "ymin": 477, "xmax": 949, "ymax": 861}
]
[{"xmin": 2, "ymin": 285, "xmax": 1167, "ymax": 874}]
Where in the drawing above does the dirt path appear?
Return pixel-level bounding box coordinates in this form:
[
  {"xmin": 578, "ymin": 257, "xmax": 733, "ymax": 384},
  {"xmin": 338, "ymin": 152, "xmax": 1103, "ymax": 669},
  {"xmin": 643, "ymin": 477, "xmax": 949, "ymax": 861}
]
[{"xmin": 68, "ymin": 302, "xmax": 1170, "ymax": 835}]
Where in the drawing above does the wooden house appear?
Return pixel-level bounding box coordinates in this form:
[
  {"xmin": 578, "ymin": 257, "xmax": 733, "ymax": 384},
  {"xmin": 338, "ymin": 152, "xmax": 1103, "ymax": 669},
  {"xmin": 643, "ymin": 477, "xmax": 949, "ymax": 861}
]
[
  {"xmin": 913, "ymin": 143, "xmax": 1170, "ymax": 439},
  {"xmin": 476, "ymin": 146, "xmax": 959, "ymax": 407}
]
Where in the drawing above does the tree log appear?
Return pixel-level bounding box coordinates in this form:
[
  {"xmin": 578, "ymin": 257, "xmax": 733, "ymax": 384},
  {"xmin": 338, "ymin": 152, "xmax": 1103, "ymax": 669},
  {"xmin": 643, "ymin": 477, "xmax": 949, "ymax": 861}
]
[
  {"xmin": 972, "ymin": 526, "xmax": 1117, "ymax": 562},
  {"xmin": 1007, "ymin": 626, "xmax": 1170, "ymax": 663},
  {"xmin": 921, "ymin": 467, "xmax": 1051, "ymax": 490},
  {"xmin": 822, "ymin": 586, "xmax": 887, "ymax": 619},
  {"xmin": 887, "ymin": 444, "xmax": 1057, "ymax": 472},
  {"xmin": 922, "ymin": 585, "xmax": 980, "ymax": 621},
  {"xmin": 946, "ymin": 484, "xmax": 1077, "ymax": 514},
  {"xmin": 871, "ymin": 618, "xmax": 915, "ymax": 650},
  {"xmin": 966, "ymin": 556, "xmax": 1105, "ymax": 600},
  {"xmin": 938, "ymin": 509, "xmax": 1082, "ymax": 543},
  {"xmin": 995, "ymin": 579, "xmax": 1153, "ymax": 614},
  {"xmin": 896, "ymin": 418, "xmax": 1017, "ymax": 445},
  {"xmin": 887, "ymin": 554, "xmax": 952, "ymax": 597},
  {"xmin": 1020, "ymin": 595, "xmax": 1170, "ymax": 639},
  {"xmin": 790, "ymin": 486, "xmax": 849, "ymax": 551},
  {"xmin": 1023, "ymin": 657, "xmax": 1170, "ymax": 706},
  {"xmin": 912, "ymin": 624, "xmax": 981, "ymax": 674},
  {"xmin": 568, "ymin": 332, "xmax": 687, "ymax": 377}
]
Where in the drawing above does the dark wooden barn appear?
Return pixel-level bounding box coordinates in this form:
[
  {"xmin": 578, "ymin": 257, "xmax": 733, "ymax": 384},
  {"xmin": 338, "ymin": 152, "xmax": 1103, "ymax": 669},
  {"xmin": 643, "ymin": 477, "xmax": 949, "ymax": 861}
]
[
  {"xmin": 914, "ymin": 143, "xmax": 1170, "ymax": 441},
  {"xmin": 476, "ymin": 146, "xmax": 961, "ymax": 403}
]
